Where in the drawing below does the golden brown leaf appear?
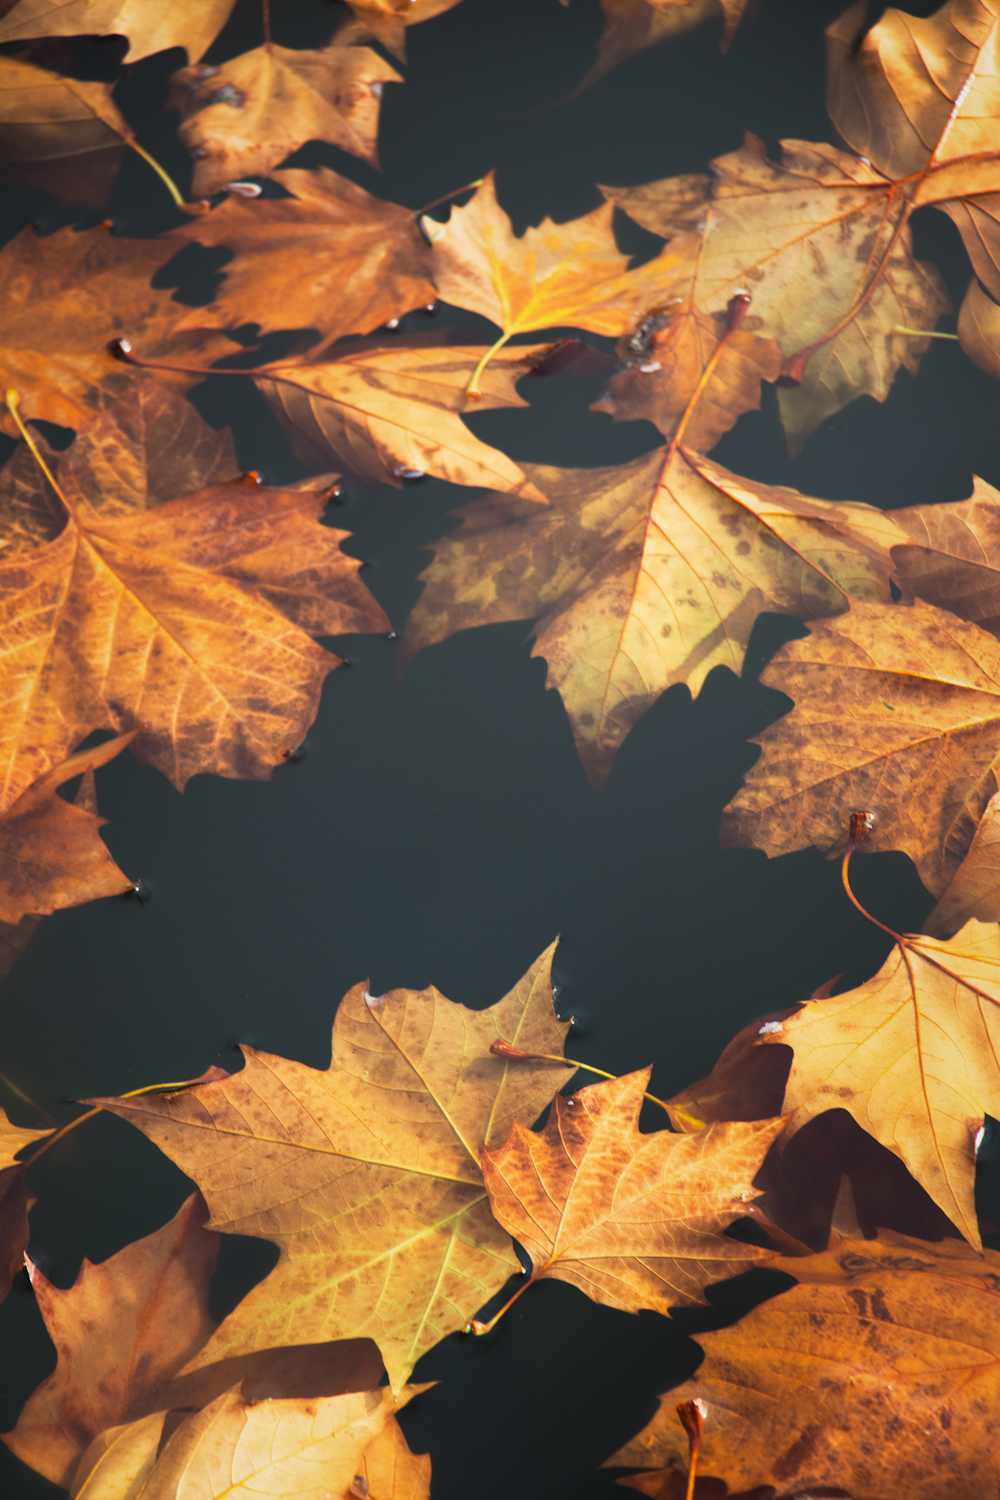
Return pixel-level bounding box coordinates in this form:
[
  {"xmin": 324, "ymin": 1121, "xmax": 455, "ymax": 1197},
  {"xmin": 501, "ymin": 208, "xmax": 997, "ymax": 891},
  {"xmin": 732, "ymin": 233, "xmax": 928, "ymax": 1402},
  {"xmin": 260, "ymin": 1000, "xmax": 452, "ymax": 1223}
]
[
  {"xmin": 566, "ymin": 0, "xmax": 735, "ymax": 98},
  {"xmin": 827, "ymin": 0, "xmax": 1000, "ymax": 303},
  {"xmin": 481, "ymin": 1069, "xmax": 782, "ymax": 1315},
  {"xmin": 0, "ymin": 222, "xmax": 238, "ymax": 437},
  {"xmin": 0, "ymin": 464, "xmax": 387, "ymax": 808},
  {"xmin": 402, "ymin": 447, "xmax": 902, "ymax": 786},
  {"xmin": 254, "ymin": 340, "xmax": 549, "ymax": 498},
  {"xmin": 610, "ymin": 1231, "xmax": 1000, "ymax": 1500},
  {"xmin": 87, "ymin": 944, "xmax": 575, "ymax": 1389},
  {"xmin": 3, "ymin": 1192, "xmax": 220, "ymax": 1487},
  {"xmin": 0, "ymin": 0, "xmax": 237, "ymax": 63},
  {"xmin": 924, "ymin": 788, "xmax": 1000, "ymax": 936},
  {"xmin": 168, "ymin": 43, "xmax": 400, "ymax": 199},
  {"xmin": 958, "ymin": 277, "xmax": 1000, "ymax": 380},
  {"xmin": 426, "ymin": 173, "xmax": 683, "ymax": 378},
  {"xmin": 173, "ymin": 167, "xmax": 435, "ymax": 349},
  {"xmin": 720, "ymin": 599, "xmax": 1000, "ymax": 897},
  {"xmin": 0, "ymin": 731, "xmax": 135, "ymax": 924},
  {"xmin": 351, "ymin": 1408, "xmax": 431, "ymax": 1500},
  {"xmin": 0, "ymin": 54, "xmax": 127, "ymax": 162},
  {"xmin": 0, "ymin": 1107, "xmax": 52, "ymax": 1312},
  {"xmin": 591, "ymin": 298, "xmax": 782, "ymax": 450},
  {"xmin": 70, "ymin": 1410, "xmax": 170, "ymax": 1500},
  {"xmin": 336, "ymin": 0, "xmax": 466, "ymax": 62},
  {"xmin": 602, "ymin": 134, "xmax": 951, "ymax": 451},
  {"xmin": 890, "ymin": 474, "xmax": 1000, "ymax": 637}
]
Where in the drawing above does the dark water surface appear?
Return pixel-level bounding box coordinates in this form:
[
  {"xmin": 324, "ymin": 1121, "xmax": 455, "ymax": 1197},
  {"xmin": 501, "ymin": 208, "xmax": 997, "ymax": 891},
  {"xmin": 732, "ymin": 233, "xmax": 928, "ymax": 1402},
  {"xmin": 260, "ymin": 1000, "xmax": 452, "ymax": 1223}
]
[{"xmin": 2, "ymin": 0, "xmax": 1000, "ymax": 1495}]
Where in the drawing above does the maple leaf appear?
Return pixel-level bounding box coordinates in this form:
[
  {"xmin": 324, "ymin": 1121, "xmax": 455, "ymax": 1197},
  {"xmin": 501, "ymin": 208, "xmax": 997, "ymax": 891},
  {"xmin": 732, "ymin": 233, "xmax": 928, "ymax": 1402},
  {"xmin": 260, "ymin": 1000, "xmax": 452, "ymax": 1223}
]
[
  {"xmin": 602, "ymin": 134, "xmax": 952, "ymax": 451},
  {"xmin": 0, "ymin": 54, "xmax": 128, "ymax": 162},
  {"xmin": 827, "ymin": 0, "xmax": 1000, "ymax": 304},
  {"xmin": 0, "ymin": 221, "xmax": 240, "ymax": 437},
  {"xmin": 480, "ymin": 1069, "xmax": 782, "ymax": 1319},
  {"xmin": 425, "ymin": 173, "xmax": 683, "ymax": 393},
  {"xmin": 253, "ymin": 339, "xmax": 550, "ymax": 498},
  {"xmin": 590, "ymin": 294, "xmax": 782, "ymax": 450},
  {"xmin": 401, "ymin": 446, "xmax": 904, "ymax": 787},
  {"xmin": 0, "ymin": 730, "xmax": 136, "ymax": 924},
  {"xmin": 167, "ymin": 42, "xmax": 400, "ymax": 199},
  {"xmin": 0, "ymin": 416, "xmax": 388, "ymax": 806},
  {"xmin": 565, "ymin": 0, "xmax": 745, "ymax": 98},
  {"xmin": 86, "ymin": 945, "xmax": 576, "ymax": 1389},
  {"xmin": 924, "ymin": 788, "xmax": 1000, "ymax": 937},
  {"xmin": 336, "ymin": 0, "xmax": 467, "ymax": 63},
  {"xmin": 71, "ymin": 1385, "xmax": 429, "ymax": 1500},
  {"xmin": 0, "ymin": 0, "xmax": 237, "ymax": 63},
  {"xmin": 609, "ymin": 1231, "xmax": 1000, "ymax": 1500},
  {"xmin": 958, "ymin": 277, "xmax": 1000, "ymax": 380},
  {"xmin": 0, "ymin": 1107, "xmax": 52, "ymax": 1312},
  {"xmin": 890, "ymin": 474, "xmax": 1000, "ymax": 637},
  {"xmin": 720, "ymin": 599, "xmax": 1000, "ymax": 898},
  {"xmin": 172, "ymin": 167, "xmax": 435, "ymax": 351}
]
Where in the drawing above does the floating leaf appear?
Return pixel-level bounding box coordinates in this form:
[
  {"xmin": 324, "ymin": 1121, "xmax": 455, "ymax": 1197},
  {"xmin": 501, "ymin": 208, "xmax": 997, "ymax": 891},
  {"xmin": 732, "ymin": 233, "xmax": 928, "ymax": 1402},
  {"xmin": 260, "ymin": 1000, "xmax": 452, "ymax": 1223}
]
[{"xmin": 0, "ymin": 0, "xmax": 238, "ymax": 63}]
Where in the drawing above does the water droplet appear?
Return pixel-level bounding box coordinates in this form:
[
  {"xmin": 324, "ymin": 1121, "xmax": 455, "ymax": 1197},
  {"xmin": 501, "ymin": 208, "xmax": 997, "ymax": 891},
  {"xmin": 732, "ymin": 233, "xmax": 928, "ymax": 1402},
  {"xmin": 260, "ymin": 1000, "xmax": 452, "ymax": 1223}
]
[
  {"xmin": 424, "ymin": 303, "xmax": 436, "ymax": 313},
  {"xmin": 225, "ymin": 181, "xmax": 262, "ymax": 198},
  {"xmin": 386, "ymin": 630, "xmax": 398, "ymax": 640},
  {"xmin": 758, "ymin": 1021, "xmax": 783, "ymax": 1035},
  {"xmin": 639, "ymin": 360, "xmax": 662, "ymax": 373},
  {"xmin": 976, "ymin": 1125, "xmax": 986, "ymax": 1151},
  {"xmin": 209, "ymin": 83, "xmax": 245, "ymax": 108},
  {"xmin": 385, "ymin": 318, "xmax": 400, "ymax": 329},
  {"xmin": 364, "ymin": 992, "xmax": 385, "ymax": 1009},
  {"xmin": 189, "ymin": 145, "xmax": 208, "ymax": 160},
  {"xmin": 370, "ymin": 81, "xmax": 383, "ymax": 98}
]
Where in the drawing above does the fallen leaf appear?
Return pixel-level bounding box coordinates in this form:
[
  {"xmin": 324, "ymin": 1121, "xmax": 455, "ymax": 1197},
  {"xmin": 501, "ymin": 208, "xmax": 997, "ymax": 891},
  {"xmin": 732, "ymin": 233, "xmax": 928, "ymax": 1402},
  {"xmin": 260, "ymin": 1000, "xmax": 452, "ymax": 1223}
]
[
  {"xmin": 401, "ymin": 446, "xmax": 903, "ymax": 786},
  {"xmin": 958, "ymin": 277, "xmax": 1000, "ymax": 382},
  {"xmin": 173, "ymin": 167, "xmax": 435, "ymax": 350},
  {"xmin": 0, "ymin": 0, "xmax": 238, "ymax": 63},
  {"xmin": 0, "ymin": 730, "xmax": 136, "ymax": 924},
  {"xmin": 0, "ymin": 1107, "xmax": 53, "ymax": 1311},
  {"xmin": 481, "ymin": 1068, "xmax": 782, "ymax": 1316},
  {"xmin": 566, "ymin": 0, "xmax": 733, "ymax": 99},
  {"xmin": 609, "ymin": 1230, "xmax": 1000, "ymax": 1500},
  {"xmin": 336, "ymin": 0, "xmax": 466, "ymax": 62},
  {"xmin": 75, "ymin": 1385, "xmax": 428, "ymax": 1500},
  {"xmin": 254, "ymin": 339, "xmax": 550, "ymax": 498},
  {"xmin": 0, "ymin": 376, "xmax": 237, "ymax": 550},
  {"xmin": 591, "ymin": 295, "xmax": 782, "ymax": 450},
  {"xmin": 87, "ymin": 944, "xmax": 576, "ymax": 1389},
  {"xmin": 827, "ymin": 0, "xmax": 1000, "ymax": 304},
  {"xmin": 0, "ymin": 54, "xmax": 128, "ymax": 163},
  {"xmin": 70, "ymin": 1410, "xmax": 172, "ymax": 1500},
  {"xmin": 167, "ymin": 42, "xmax": 401, "ymax": 199},
  {"xmin": 602, "ymin": 134, "xmax": 951, "ymax": 451},
  {"xmin": 0, "ymin": 221, "xmax": 239, "ymax": 437},
  {"xmin": 719, "ymin": 598, "xmax": 1000, "ymax": 898},
  {"xmin": 924, "ymin": 788, "xmax": 1000, "ymax": 936},
  {"xmin": 351, "ymin": 1409, "xmax": 431, "ymax": 1500},
  {"xmin": 425, "ymin": 173, "xmax": 683, "ymax": 388},
  {"xmin": 0, "ymin": 454, "xmax": 388, "ymax": 808},
  {"xmin": 889, "ymin": 474, "xmax": 1000, "ymax": 642},
  {"xmin": 3, "ymin": 1191, "xmax": 220, "ymax": 1487}
]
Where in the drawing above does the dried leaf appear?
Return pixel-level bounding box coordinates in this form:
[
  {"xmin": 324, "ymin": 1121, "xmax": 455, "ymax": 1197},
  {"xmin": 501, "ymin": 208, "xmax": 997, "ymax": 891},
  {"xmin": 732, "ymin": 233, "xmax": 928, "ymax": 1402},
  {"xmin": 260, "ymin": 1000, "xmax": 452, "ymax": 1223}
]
[
  {"xmin": 0, "ymin": 1107, "xmax": 53, "ymax": 1312},
  {"xmin": 0, "ymin": 465, "xmax": 387, "ymax": 809},
  {"xmin": 0, "ymin": 55, "xmax": 128, "ymax": 162},
  {"xmin": 481, "ymin": 1069, "xmax": 782, "ymax": 1314},
  {"xmin": 567, "ymin": 0, "xmax": 730, "ymax": 98},
  {"xmin": 890, "ymin": 474, "xmax": 1000, "ymax": 638},
  {"xmin": 351, "ymin": 1411, "xmax": 431, "ymax": 1500},
  {"xmin": 958, "ymin": 277, "xmax": 1000, "ymax": 381},
  {"xmin": 87, "ymin": 945, "xmax": 575, "ymax": 1389},
  {"xmin": 0, "ymin": 731, "xmax": 136, "ymax": 924},
  {"xmin": 925, "ymin": 788, "xmax": 1000, "ymax": 936},
  {"xmin": 70, "ymin": 1410, "xmax": 170, "ymax": 1500},
  {"xmin": 337, "ymin": 0, "xmax": 466, "ymax": 63},
  {"xmin": 254, "ymin": 340, "xmax": 549, "ymax": 497},
  {"xmin": 602, "ymin": 135, "xmax": 951, "ymax": 451},
  {"xmin": 0, "ymin": 0, "xmax": 238, "ymax": 63},
  {"xmin": 402, "ymin": 447, "xmax": 902, "ymax": 786},
  {"xmin": 173, "ymin": 167, "xmax": 435, "ymax": 349},
  {"xmin": 609, "ymin": 1231, "xmax": 1000, "ymax": 1500},
  {"xmin": 168, "ymin": 43, "xmax": 400, "ymax": 199},
  {"xmin": 3, "ymin": 1192, "xmax": 220, "ymax": 1487},
  {"xmin": 827, "ymin": 0, "xmax": 1000, "ymax": 303}
]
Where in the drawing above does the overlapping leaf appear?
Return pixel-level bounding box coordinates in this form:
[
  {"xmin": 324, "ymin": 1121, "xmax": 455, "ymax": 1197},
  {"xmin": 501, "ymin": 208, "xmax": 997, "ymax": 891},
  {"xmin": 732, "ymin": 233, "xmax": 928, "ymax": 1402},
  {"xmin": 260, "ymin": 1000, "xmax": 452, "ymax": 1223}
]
[
  {"xmin": 958, "ymin": 278, "xmax": 1000, "ymax": 381},
  {"xmin": 566, "ymin": 0, "xmax": 746, "ymax": 98},
  {"xmin": 168, "ymin": 41, "xmax": 400, "ymax": 198},
  {"xmin": 336, "ymin": 0, "xmax": 466, "ymax": 62},
  {"xmin": 0, "ymin": 1107, "xmax": 52, "ymax": 1310},
  {"xmin": 0, "ymin": 54, "xmax": 128, "ymax": 163},
  {"xmin": 87, "ymin": 945, "xmax": 575, "ymax": 1388},
  {"xmin": 173, "ymin": 167, "xmax": 435, "ymax": 349},
  {"xmin": 402, "ymin": 446, "xmax": 903, "ymax": 786},
  {"xmin": 610, "ymin": 1232, "xmax": 1000, "ymax": 1500},
  {"xmin": 481, "ymin": 1068, "xmax": 783, "ymax": 1315},
  {"xmin": 0, "ymin": 0, "xmax": 238, "ymax": 63}
]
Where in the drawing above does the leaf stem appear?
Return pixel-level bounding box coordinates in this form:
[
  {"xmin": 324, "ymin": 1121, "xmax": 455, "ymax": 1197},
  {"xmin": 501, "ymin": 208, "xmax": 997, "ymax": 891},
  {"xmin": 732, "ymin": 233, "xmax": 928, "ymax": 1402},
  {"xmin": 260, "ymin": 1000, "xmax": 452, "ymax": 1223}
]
[
  {"xmin": 466, "ymin": 1270, "xmax": 538, "ymax": 1336},
  {"xmin": 489, "ymin": 1040, "xmax": 674, "ymax": 1119},
  {"xmin": 22, "ymin": 1073, "xmax": 218, "ymax": 1168},
  {"xmin": 415, "ymin": 177, "xmax": 485, "ymax": 218},
  {"xmin": 841, "ymin": 845, "xmax": 906, "ymax": 945},
  {"xmin": 4, "ymin": 391, "xmax": 73, "ymax": 517},
  {"xmin": 262, "ymin": 0, "xmax": 271, "ymax": 47},
  {"xmin": 665, "ymin": 290, "xmax": 752, "ymax": 462},
  {"xmin": 465, "ymin": 328, "xmax": 514, "ymax": 399},
  {"xmin": 124, "ymin": 134, "xmax": 192, "ymax": 210},
  {"xmin": 891, "ymin": 326, "xmax": 959, "ymax": 339}
]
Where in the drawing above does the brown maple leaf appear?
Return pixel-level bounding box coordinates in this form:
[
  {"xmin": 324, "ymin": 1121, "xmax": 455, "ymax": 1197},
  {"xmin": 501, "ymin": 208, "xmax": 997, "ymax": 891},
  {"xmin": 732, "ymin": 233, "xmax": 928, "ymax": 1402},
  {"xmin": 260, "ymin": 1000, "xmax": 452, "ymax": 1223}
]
[
  {"xmin": 720, "ymin": 599, "xmax": 1000, "ymax": 898},
  {"xmin": 86, "ymin": 945, "xmax": 576, "ymax": 1389},
  {"xmin": 0, "ymin": 221, "xmax": 240, "ymax": 437},
  {"xmin": 827, "ymin": 0, "xmax": 1000, "ymax": 305},
  {"xmin": 0, "ymin": 730, "xmax": 135, "ymax": 924},
  {"xmin": 924, "ymin": 788, "xmax": 1000, "ymax": 937},
  {"xmin": 425, "ymin": 173, "xmax": 684, "ymax": 394},
  {"xmin": 609, "ymin": 1231, "xmax": 1000, "ymax": 1500},
  {"xmin": 890, "ymin": 473, "xmax": 1000, "ymax": 637},
  {"xmin": 401, "ymin": 447, "xmax": 904, "ymax": 787},
  {"xmin": 172, "ymin": 167, "xmax": 435, "ymax": 351},
  {"xmin": 479, "ymin": 1068, "xmax": 782, "ymax": 1322},
  {"xmin": 565, "ymin": 0, "xmax": 745, "ymax": 98},
  {"xmin": 71, "ymin": 1385, "xmax": 429, "ymax": 1500},
  {"xmin": 168, "ymin": 41, "xmax": 400, "ymax": 199},
  {"xmin": 335, "ymin": 0, "xmax": 467, "ymax": 63},
  {"xmin": 0, "ymin": 1108, "xmax": 52, "ymax": 1312},
  {"xmin": 0, "ymin": 53, "xmax": 127, "ymax": 161},
  {"xmin": 958, "ymin": 277, "xmax": 1000, "ymax": 380},
  {"xmin": 253, "ymin": 338, "xmax": 550, "ymax": 497},
  {"xmin": 0, "ymin": 0, "xmax": 237, "ymax": 63},
  {"xmin": 602, "ymin": 134, "xmax": 952, "ymax": 451},
  {"xmin": 0, "ymin": 403, "xmax": 388, "ymax": 807}
]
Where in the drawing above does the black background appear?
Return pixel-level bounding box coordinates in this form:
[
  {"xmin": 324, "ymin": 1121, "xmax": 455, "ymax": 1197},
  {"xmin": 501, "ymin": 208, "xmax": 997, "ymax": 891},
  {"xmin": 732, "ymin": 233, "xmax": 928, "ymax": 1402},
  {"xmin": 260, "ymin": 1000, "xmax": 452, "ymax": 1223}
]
[{"xmin": 1, "ymin": 0, "xmax": 999, "ymax": 1495}]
